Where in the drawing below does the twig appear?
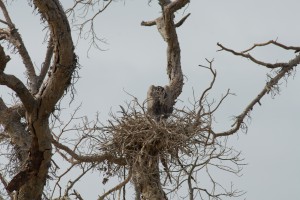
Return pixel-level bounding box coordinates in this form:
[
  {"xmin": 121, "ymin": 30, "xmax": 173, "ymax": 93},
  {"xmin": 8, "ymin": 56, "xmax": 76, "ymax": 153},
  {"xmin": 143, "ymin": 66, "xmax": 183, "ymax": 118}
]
[
  {"xmin": 175, "ymin": 13, "xmax": 191, "ymax": 27},
  {"xmin": 217, "ymin": 43, "xmax": 289, "ymax": 68},
  {"xmin": 215, "ymin": 53, "xmax": 300, "ymax": 137},
  {"xmin": 52, "ymin": 137, "xmax": 126, "ymax": 165},
  {"xmin": 98, "ymin": 169, "xmax": 132, "ymax": 200},
  {"xmin": 241, "ymin": 40, "xmax": 300, "ymax": 53}
]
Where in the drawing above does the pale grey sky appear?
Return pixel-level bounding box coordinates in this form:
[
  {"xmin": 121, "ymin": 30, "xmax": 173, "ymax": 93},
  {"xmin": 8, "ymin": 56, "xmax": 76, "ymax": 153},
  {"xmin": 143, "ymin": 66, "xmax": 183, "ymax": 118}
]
[{"xmin": 2, "ymin": 0, "xmax": 300, "ymax": 199}]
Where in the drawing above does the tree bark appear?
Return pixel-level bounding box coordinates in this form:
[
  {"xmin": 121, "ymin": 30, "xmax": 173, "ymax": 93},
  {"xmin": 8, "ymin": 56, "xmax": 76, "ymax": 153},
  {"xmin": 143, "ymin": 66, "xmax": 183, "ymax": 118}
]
[
  {"xmin": 2, "ymin": 0, "xmax": 76, "ymax": 199},
  {"xmin": 133, "ymin": 1, "xmax": 190, "ymax": 199},
  {"xmin": 133, "ymin": 153, "xmax": 167, "ymax": 200}
]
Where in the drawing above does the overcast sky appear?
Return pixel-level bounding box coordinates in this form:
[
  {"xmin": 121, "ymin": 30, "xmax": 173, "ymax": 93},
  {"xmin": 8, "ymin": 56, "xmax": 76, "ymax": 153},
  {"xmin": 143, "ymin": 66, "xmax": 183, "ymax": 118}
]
[{"xmin": 2, "ymin": 0, "xmax": 300, "ymax": 199}]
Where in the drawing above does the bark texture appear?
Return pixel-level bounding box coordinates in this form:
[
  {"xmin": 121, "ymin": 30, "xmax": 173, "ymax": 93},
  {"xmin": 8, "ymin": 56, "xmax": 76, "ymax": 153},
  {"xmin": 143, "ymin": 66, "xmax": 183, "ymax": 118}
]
[{"xmin": 132, "ymin": 153, "xmax": 167, "ymax": 200}]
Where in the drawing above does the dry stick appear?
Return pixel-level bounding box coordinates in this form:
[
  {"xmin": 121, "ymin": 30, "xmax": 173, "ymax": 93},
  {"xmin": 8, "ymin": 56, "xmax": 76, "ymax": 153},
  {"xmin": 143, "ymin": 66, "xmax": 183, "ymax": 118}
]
[
  {"xmin": 64, "ymin": 164, "xmax": 94, "ymax": 196},
  {"xmin": 69, "ymin": 0, "xmax": 113, "ymax": 52},
  {"xmin": 39, "ymin": 36, "xmax": 54, "ymax": 84},
  {"xmin": 52, "ymin": 137, "xmax": 126, "ymax": 165},
  {"xmin": 187, "ymin": 157, "xmax": 198, "ymax": 200},
  {"xmin": 0, "ymin": 45, "xmax": 36, "ymax": 112},
  {"xmin": 72, "ymin": 190, "xmax": 84, "ymax": 200},
  {"xmin": 0, "ymin": 1, "xmax": 37, "ymax": 91},
  {"xmin": 175, "ymin": 13, "xmax": 191, "ymax": 27},
  {"xmin": 0, "ymin": 1, "xmax": 14, "ymax": 28},
  {"xmin": 241, "ymin": 40, "xmax": 300, "ymax": 53},
  {"xmin": 196, "ymin": 60, "xmax": 217, "ymax": 122},
  {"xmin": 215, "ymin": 51, "xmax": 300, "ymax": 138},
  {"xmin": 217, "ymin": 43, "xmax": 289, "ymax": 68},
  {"xmin": 98, "ymin": 169, "xmax": 132, "ymax": 200},
  {"xmin": 0, "ymin": 73, "xmax": 36, "ymax": 112},
  {"xmin": 50, "ymin": 163, "xmax": 76, "ymax": 199}
]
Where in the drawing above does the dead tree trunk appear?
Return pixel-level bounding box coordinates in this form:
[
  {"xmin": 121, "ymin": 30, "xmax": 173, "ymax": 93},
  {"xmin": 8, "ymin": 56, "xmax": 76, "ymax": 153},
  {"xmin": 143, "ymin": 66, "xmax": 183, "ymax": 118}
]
[
  {"xmin": 0, "ymin": 0, "xmax": 76, "ymax": 199},
  {"xmin": 132, "ymin": 1, "xmax": 190, "ymax": 199},
  {"xmin": 132, "ymin": 152, "xmax": 167, "ymax": 200}
]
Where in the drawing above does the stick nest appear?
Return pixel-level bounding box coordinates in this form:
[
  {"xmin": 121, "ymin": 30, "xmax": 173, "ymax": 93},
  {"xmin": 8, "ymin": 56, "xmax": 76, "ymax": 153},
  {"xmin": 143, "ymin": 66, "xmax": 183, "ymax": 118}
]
[{"xmin": 102, "ymin": 107, "xmax": 208, "ymax": 162}]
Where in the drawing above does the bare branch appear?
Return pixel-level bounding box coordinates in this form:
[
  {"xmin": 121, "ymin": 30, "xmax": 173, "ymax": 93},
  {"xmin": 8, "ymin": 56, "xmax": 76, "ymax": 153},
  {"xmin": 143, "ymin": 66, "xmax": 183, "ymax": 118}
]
[
  {"xmin": 165, "ymin": 0, "xmax": 190, "ymax": 14},
  {"xmin": 9, "ymin": 29, "xmax": 37, "ymax": 90},
  {"xmin": 71, "ymin": 190, "xmax": 84, "ymax": 200},
  {"xmin": 98, "ymin": 169, "xmax": 132, "ymax": 200},
  {"xmin": 52, "ymin": 137, "xmax": 126, "ymax": 165},
  {"xmin": 64, "ymin": 164, "xmax": 94, "ymax": 196},
  {"xmin": 141, "ymin": 20, "xmax": 156, "ymax": 26},
  {"xmin": 175, "ymin": 13, "xmax": 191, "ymax": 27},
  {"xmin": 0, "ymin": 45, "xmax": 35, "ymax": 111},
  {"xmin": 0, "ymin": 18, "xmax": 8, "ymax": 26},
  {"xmin": 215, "ymin": 54, "xmax": 300, "ymax": 137},
  {"xmin": 50, "ymin": 163, "xmax": 76, "ymax": 199},
  {"xmin": 66, "ymin": 0, "xmax": 113, "ymax": 52},
  {"xmin": 197, "ymin": 59, "xmax": 217, "ymax": 120},
  {"xmin": 187, "ymin": 157, "xmax": 198, "ymax": 200},
  {"xmin": 39, "ymin": 36, "xmax": 54, "ymax": 86},
  {"xmin": 217, "ymin": 43, "xmax": 289, "ymax": 68},
  {"xmin": 0, "ymin": 2, "xmax": 37, "ymax": 91},
  {"xmin": 0, "ymin": 73, "xmax": 36, "ymax": 112},
  {"xmin": 241, "ymin": 39, "xmax": 300, "ymax": 53},
  {"xmin": 0, "ymin": 1, "xmax": 14, "ymax": 28}
]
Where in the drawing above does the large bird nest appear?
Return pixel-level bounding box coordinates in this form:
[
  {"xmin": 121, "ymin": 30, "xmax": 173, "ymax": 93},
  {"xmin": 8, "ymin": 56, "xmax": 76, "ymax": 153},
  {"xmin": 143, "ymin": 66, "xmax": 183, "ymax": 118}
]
[{"xmin": 101, "ymin": 104, "xmax": 212, "ymax": 164}]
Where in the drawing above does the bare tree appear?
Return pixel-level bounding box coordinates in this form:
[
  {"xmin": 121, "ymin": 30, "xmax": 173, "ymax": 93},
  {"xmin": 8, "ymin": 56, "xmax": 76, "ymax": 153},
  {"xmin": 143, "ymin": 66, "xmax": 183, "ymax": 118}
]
[
  {"xmin": 0, "ymin": 0, "xmax": 299, "ymax": 200},
  {"xmin": 0, "ymin": 0, "xmax": 77, "ymax": 199}
]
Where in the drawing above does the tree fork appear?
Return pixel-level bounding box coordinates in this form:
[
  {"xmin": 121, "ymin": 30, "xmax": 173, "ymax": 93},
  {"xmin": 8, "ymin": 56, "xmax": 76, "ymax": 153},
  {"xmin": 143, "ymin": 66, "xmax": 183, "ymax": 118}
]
[
  {"xmin": 134, "ymin": 1, "xmax": 190, "ymax": 199},
  {"xmin": 4, "ymin": 0, "xmax": 76, "ymax": 199}
]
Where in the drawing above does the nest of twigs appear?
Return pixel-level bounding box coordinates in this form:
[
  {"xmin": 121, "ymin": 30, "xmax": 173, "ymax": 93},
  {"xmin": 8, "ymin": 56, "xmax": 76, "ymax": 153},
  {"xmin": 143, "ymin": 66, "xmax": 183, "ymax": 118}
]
[{"xmin": 102, "ymin": 106, "xmax": 210, "ymax": 163}]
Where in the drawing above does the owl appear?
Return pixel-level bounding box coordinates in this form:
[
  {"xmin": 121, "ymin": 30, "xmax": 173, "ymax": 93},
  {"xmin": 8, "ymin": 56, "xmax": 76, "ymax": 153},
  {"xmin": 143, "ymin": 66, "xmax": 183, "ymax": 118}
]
[{"xmin": 147, "ymin": 85, "xmax": 173, "ymax": 121}]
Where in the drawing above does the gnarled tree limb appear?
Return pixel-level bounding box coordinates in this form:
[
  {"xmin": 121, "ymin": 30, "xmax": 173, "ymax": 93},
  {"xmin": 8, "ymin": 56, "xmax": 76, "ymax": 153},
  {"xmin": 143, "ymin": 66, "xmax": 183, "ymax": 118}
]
[
  {"xmin": 34, "ymin": 0, "xmax": 77, "ymax": 117},
  {"xmin": 0, "ymin": 45, "xmax": 36, "ymax": 112},
  {"xmin": 52, "ymin": 137, "xmax": 126, "ymax": 166},
  {"xmin": 0, "ymin": 1, "xmax": 37, "ymax": 92},
  {"xmin": 214, "ymin": 42, "xmax": 300, "ymax": 138},
  {"xmin": 142, "ymin": 0, "xmax": 190, "ymax": 121}
]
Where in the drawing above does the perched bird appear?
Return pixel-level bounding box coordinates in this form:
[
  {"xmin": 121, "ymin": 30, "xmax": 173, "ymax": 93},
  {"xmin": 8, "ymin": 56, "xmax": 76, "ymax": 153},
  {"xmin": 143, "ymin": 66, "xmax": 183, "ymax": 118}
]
[{"xmin": 147, "ymin": 85, "xmax": 173, "ymax": 121}]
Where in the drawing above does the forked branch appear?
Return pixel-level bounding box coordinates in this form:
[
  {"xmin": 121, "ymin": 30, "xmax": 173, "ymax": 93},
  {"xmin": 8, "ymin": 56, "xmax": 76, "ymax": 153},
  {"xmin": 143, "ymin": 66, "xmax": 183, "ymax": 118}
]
[
  {"xmin": 98, "ymin": 169, "xmax": 132, "ymax": 200},
  {"xmin": 52, "ymin": 137, "xmax": 126, "ymax": 165},
  {"xmin": 215, "ymin": 41, "xmax": 300, "ymax": 138},
  {"xmin": 0, "ymin": 1, "xmax": 37, "ymax": 92},
  {"xmin": 217, "ymin": 43, "xmax": 289, "ymax": 68},
  {"xmin": 241, "ymin": 40, "xmax": 300, "ymax": 53},
  {"xmin": 0, "ymin": 45, "xmax": 36, "ymax": 112}
]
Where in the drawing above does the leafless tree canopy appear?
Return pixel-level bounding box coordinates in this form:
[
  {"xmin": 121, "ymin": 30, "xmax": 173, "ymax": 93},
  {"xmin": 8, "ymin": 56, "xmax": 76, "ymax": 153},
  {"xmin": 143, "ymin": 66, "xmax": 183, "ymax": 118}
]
[{"xmin": 0, "ymin": 0, "xmax": 299, "ymax": 200}]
